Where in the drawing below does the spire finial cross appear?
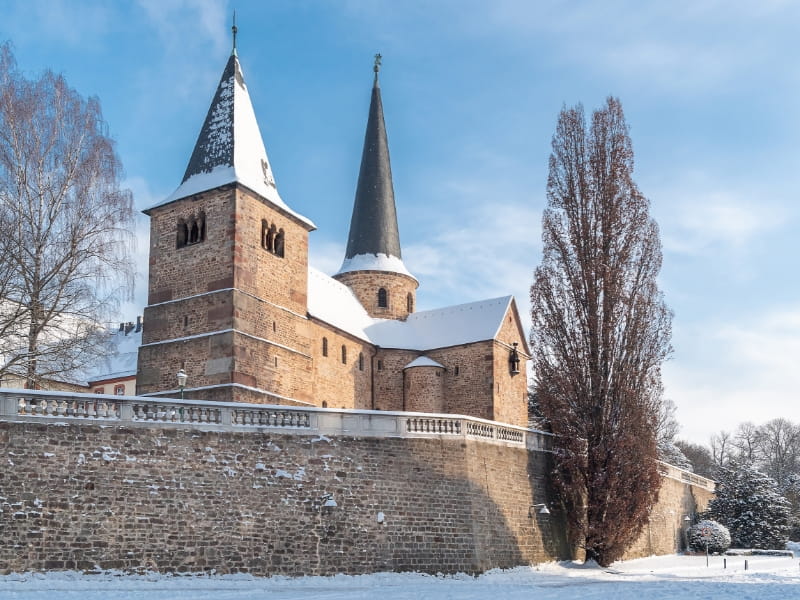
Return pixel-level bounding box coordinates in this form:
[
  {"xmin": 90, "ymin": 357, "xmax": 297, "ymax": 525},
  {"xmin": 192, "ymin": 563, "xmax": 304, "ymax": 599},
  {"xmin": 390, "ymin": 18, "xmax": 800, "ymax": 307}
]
[
  {"xmin": 373, "ymin": 53, "xmax": 382, "ymax": 76},
  {"xmin": 232, "ymin": 10, "xmax": 238, "ymax": 55}
]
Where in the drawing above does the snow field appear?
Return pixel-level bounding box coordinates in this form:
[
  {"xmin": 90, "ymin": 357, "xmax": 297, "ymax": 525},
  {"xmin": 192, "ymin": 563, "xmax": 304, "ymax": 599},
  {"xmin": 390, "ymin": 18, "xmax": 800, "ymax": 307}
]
[{"xmin": 0, "ymin": 553, "xmax": 798, "ymax": 600}]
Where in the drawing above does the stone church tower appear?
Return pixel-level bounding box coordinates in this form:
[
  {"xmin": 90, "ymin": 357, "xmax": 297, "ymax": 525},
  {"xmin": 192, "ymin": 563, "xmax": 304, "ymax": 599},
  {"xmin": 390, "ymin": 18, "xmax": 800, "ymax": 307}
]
[
  {"xmin": 136, "ymin": 44, "xmax": 316, "ymax": 404},
  {"xmin": 333, "ymin": 58, "xmax": 418, "ymax": 321}
]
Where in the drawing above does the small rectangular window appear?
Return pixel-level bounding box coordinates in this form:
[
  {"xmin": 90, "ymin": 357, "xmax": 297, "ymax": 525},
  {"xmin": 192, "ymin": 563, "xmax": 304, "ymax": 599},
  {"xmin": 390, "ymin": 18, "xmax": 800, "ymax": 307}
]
[{"xmin": 114, "ymin": 384, "xmax": 125, "ymax": 395}]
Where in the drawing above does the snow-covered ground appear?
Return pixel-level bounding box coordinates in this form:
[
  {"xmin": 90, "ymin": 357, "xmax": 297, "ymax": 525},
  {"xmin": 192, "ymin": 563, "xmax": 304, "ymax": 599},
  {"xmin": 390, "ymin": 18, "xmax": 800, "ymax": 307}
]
[{"xmin": 1, "ymin": 553, "xmax": 798, "ymax": 599}]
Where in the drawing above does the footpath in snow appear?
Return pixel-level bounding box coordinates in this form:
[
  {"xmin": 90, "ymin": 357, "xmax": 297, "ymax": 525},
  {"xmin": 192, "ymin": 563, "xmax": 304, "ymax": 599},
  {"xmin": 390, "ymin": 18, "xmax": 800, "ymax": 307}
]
[{"xmin": 0, "ymin": 553, "xmax": 798, "ymax": 600}]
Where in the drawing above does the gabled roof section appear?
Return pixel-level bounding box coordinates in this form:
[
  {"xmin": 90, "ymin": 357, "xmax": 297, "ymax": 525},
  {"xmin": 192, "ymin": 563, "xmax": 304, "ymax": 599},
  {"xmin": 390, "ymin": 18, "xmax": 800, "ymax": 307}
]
[
  {"xmin": 145, "ymin": 52, "xmax": 314, "ymax": 229},
  {"xmin": 336, "ymin": 61, "xmax": 412, "ymax": 278},
  {"xmin": 309, "ymin": 268, "xmax": 514, "ymax": 350},
  {"xmin": 366, "ymin": 296, "xmax": 514, "ymax": 350}
]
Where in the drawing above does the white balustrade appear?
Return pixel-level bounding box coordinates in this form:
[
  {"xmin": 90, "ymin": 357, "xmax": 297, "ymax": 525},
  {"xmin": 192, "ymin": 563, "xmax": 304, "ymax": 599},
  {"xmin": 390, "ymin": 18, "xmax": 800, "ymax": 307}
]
[{"xmin": 0, "ymin": 389, "xmax": 553, "ymax": 451}]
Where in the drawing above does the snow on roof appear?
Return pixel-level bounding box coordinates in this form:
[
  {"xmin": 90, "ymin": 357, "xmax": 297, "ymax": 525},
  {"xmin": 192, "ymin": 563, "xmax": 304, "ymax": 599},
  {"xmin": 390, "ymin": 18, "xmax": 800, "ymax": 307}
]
[
  {"xmin": 85, "ymin": 327, "xmax": 142, "ymax": 384},
  {"xmin": 307, "ymin": 267, "xmax": 374, "ymax": 342},
  {"xmin": 307, "ymin": 267, "xmax": 512, "ymax": 350},
  {"xmin": 404, "ymin": 356, "xmax": 444, "ymax": 369},
  {"xmin": 367, "ymin": 296, "xmax": 513, "ymax": 350},
  {"xmin": 336, "ymin": 252, "xmax": 416, "ymax": 280},
  {"xmin": 144, "ymin": 54, "xmax": 314, "ymax": 230}
]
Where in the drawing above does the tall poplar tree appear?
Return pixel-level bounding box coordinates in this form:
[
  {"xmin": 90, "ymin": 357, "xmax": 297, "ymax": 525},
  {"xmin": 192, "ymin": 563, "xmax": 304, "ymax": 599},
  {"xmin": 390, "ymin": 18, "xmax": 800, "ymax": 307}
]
[{"xmin": 530, "ymin": 97, "xmax": 672, "ymax": 566}]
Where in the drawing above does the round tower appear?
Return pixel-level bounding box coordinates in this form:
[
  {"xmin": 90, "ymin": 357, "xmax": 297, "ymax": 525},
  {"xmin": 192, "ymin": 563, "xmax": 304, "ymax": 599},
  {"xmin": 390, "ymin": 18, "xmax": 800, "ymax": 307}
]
[
  {"xmin": 333, "ymin": 55, "xmax": 418, "ymax": 320},
  {"xmin": 403, "ymin": 356, "xmax": 445, "ymax": 413}
]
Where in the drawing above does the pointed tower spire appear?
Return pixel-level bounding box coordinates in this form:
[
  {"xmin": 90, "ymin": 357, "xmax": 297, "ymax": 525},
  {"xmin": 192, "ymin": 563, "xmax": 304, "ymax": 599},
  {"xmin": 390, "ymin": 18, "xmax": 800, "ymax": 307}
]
[
  {"xmin": 336, "ymin": 54, "xmax": 413, "ymax": 278},
  {"xmin": 145, "ymin": 30, "xmax": 313, "ymax": 229},
  {"xmin": 335, "ymin": 57, "xmax": 418, "ymax": 320}
]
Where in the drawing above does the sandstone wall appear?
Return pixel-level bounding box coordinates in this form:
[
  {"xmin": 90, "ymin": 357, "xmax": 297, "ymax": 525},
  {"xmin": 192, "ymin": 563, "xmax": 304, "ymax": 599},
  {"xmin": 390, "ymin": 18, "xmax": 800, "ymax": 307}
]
[
  {"xmin": 622, "ymin": 471, "xmax": 715, "ymax": 560},
  {"xmin": 333, "ymin": 270, "xmax": 418, "ymax": 320},
  {"xmin": 0, "ymin": 421, "xmax": 567, "ymax": 575}
]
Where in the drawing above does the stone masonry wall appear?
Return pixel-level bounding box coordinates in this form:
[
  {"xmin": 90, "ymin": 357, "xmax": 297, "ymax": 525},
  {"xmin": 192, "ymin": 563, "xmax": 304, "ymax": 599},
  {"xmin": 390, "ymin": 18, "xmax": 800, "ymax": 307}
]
[
  {"xmin": 491, "ymin": 303, "xmax": 530, "ymax": 428},
  {"xmin": 403, "ymin": 365, "xmax": 445, "ymax": 413},
  {"xmin": 333, "ymin": 270, "xmax": 418, "ymax": 320},
  {"xmin": 146, "ymin": 187, "xmax": 235, "ymax": 305},
  {"xmin": 0, "ymin": 421, "xmax": 568, "ymax": 575},
  {"xmin": 309, "ymin": 319, "xmax": 373, "ymax": 410},
  {"xmin": 622, "ymin": 474, "xmax": 715, "ymax": 560}
]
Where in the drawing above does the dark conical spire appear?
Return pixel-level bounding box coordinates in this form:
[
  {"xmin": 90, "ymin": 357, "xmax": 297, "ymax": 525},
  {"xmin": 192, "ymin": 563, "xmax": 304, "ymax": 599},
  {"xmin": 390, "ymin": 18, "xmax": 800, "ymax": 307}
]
[{"xmin": 337, "ymin": 56, "xmax": 413, "ymax": 278}]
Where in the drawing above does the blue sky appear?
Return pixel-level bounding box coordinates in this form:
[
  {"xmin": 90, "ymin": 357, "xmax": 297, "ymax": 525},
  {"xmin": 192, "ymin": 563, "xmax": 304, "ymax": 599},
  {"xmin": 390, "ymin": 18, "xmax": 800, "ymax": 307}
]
[{"xmin": 3, "ymin": 0, "xmax": 799, "ymax": 444}]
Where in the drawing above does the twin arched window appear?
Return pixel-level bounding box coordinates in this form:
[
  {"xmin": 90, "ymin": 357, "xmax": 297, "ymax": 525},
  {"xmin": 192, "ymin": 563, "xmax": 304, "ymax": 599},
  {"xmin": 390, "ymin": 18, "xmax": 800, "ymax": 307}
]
[
  {"xmin": 261, "ymin": 220, "xmax": 285, "ymax": 257},
  {"xmin": 177, "ymin": 212, "xmax": 206, "ymax": 248},
  {"xmin": 377, "ymin": 287, "xmax": 388, "ymax": 308}
]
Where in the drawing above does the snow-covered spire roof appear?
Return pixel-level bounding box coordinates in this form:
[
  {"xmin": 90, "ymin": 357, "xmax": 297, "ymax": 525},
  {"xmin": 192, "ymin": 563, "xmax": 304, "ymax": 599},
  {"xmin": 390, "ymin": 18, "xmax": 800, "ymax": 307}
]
[
  {"xmin": 145, "ymin": 50, "xmax": 314, "ymax": 229},
  {"xmin": 336, "ymin": 56, "xmax": 413, "ymax": 278}
]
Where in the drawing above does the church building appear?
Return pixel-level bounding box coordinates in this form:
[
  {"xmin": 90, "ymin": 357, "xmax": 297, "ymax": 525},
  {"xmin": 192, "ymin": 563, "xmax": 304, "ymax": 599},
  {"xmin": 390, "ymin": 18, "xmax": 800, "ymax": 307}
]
[{"xmin": 136, "ymin": 41, "xmax": 530, "ymax": 427}]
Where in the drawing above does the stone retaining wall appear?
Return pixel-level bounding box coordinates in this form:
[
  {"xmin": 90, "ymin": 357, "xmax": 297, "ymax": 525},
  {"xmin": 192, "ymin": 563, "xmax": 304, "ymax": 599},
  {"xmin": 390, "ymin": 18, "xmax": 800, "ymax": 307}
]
[
  {"xmin": 0, "ymin": 391, "xmax": 714, "ymax": 576},
  {"xmin": 0, "ymin": 421, "xmax": 566, "ymax": 575}
]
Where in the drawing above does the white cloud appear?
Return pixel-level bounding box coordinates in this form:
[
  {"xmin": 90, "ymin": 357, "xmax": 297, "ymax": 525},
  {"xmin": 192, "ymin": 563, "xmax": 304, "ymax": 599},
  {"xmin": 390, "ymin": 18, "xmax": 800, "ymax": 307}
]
[
  {"xmin": 660, "ymin": 193, "xmax": 784, "ymax": 255},
  {"xmin": 665, "ymin": 305, "xmax": 800, "ymax": 444}
]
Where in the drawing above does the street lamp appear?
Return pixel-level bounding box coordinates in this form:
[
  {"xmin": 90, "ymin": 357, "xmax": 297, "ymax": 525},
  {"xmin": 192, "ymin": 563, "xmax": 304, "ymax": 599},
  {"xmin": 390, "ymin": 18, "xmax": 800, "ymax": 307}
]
[
  {"xmin": 528, "ymin": 503, "xmax": 551, "ymax": 517},
  {"xmin": 177, "ymin": 368, "xmax": 187, "ymax": 400}
]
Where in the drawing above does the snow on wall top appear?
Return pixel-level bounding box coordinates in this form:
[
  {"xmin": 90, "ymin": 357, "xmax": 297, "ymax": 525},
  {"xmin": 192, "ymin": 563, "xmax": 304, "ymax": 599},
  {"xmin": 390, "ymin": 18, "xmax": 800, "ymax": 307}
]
[
  {"xmin": 404, "ymin": 356, "xmax": 444, "ymax": 369},
  {"xmin": 308, "ymin": 266, "xmax": 512, "ymax": 350},
  {"xmin": 336, "ymin": 252, "xmax": 416, "ymax": 280},
  {"xmin": 145, "ymin": 53, "xmax": 314, "ymax": 229}
]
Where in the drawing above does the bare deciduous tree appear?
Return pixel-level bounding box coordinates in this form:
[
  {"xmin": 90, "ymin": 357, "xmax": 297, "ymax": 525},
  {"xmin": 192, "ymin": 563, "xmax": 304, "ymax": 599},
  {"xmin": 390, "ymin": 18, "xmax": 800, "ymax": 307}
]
[
  {"xmin": 755, "ymin": 418, "xmax": 800, "ymax": 490},
  {"xmin": 710, "ymin": 430, "xmax": 734, "ymax": 469},
  {"xmin": 530, "ymin": 97, "xmax": 672, "ymax": 566},
  {"xmin": 0, "ymin": 42, "xmax": 134, "ymax": 387},
  {"xmin": 674, "ymin": 440, "xmax": 715, "ymax": 478},
  {"xmin": 732, "ymin": 422, "xmax": 760, "ymax": 465}
]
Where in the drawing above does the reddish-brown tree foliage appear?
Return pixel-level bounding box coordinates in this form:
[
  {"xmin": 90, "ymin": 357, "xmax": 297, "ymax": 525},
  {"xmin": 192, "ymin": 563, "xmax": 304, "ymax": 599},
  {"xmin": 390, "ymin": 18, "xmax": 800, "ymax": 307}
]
[{"xmin": 530, "ymin": 98, "xmax": 672, "ymax": 566}]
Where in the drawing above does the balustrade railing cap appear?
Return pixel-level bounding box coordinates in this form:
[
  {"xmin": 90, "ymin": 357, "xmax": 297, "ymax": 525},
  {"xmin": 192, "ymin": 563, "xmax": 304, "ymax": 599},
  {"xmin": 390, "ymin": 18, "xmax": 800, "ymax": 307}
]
[{"xmin": 1, "ymin": 388, "xmax": 553, "ymax": 446}]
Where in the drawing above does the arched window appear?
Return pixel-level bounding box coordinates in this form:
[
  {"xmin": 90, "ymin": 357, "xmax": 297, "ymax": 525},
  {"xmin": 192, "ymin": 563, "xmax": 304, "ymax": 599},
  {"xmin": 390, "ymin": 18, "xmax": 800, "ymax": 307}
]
[
  {"xmin": 198, "ymin": 211, "xmax": 206, "ymax": 242},
  {"xmin": 341, "ymin": 345, "xmax": 347, "ymax": 364},
  {"xmin": 407, "ymin": 292, "xmax": 414, "ymax": 313},
  {"xmin": 177, "ymin": 219, "xmax": 188, "ymax": 248},
  {"xmin": 189, "ymin": 220, "xmax": 199, "ymax": 244},
  {"xmin": 358, "ymin": 353, "xmax": 364, "ymax": 371},
  {"xmin": 377, "ymin": 287, "xmax": 388, "ymax": 308},
  {"xmin": 261, "ymin": 221, "xmax": 285, "ymax": 258},
  {"xmin": 322, "ymin": 337, "xmax": 328, "ymax": 357}
]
